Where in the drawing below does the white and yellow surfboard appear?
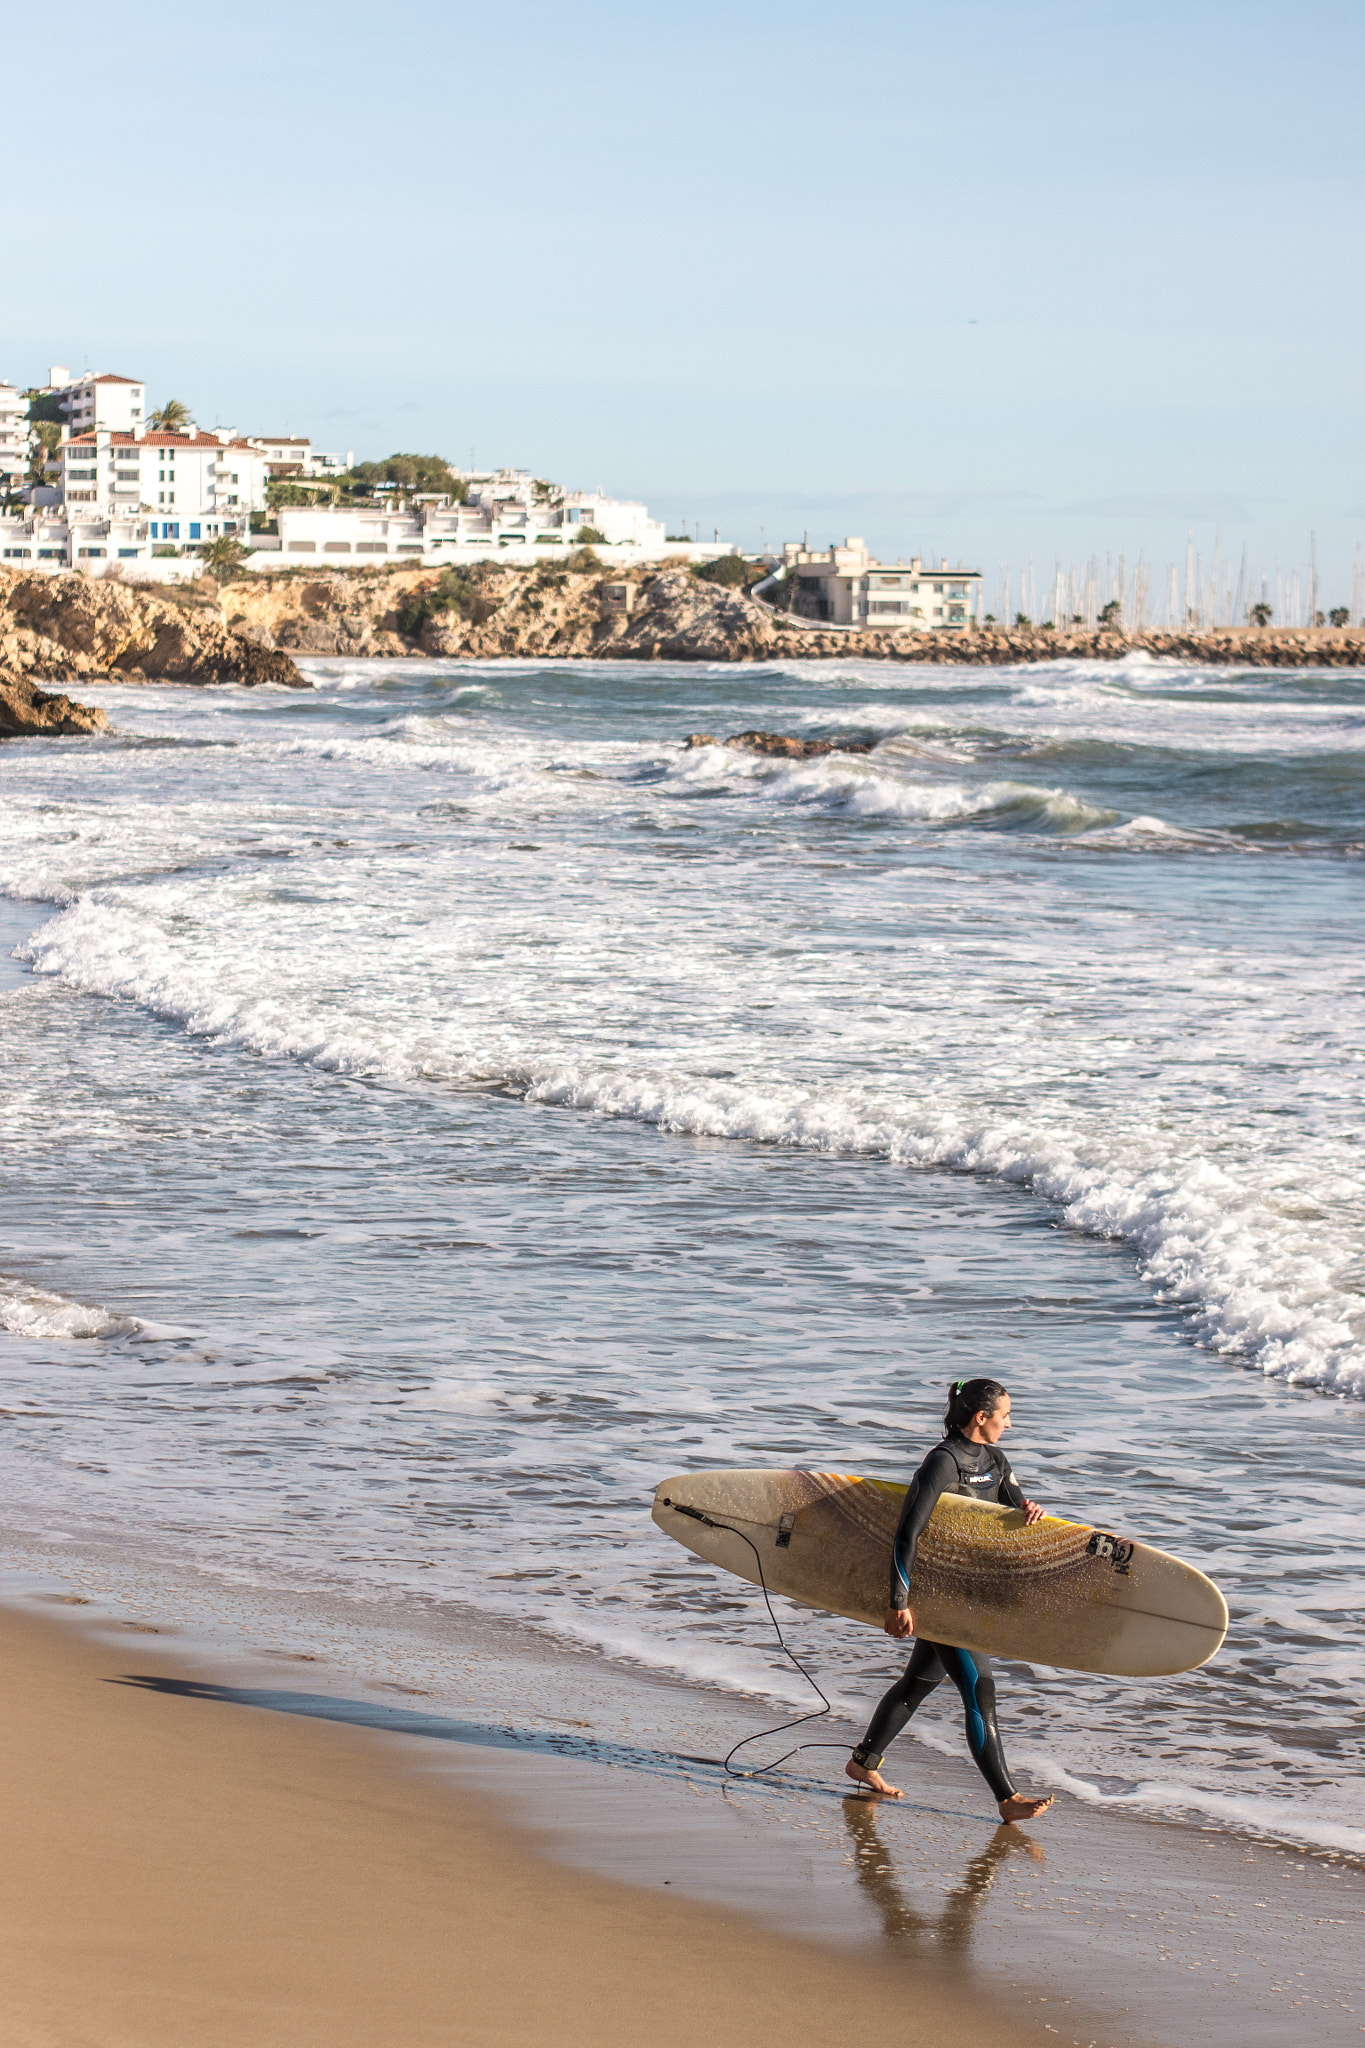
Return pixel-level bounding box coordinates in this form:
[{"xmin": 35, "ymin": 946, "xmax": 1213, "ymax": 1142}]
[{"xmin": 652, "ymin": 1468, "xmax": 1228, "ymax": 1678}]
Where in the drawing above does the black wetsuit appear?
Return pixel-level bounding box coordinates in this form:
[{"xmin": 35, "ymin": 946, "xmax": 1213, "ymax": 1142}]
[{"xmin": 851, "ymin": 1433, "xmax": 1027, "ymax": 1803}]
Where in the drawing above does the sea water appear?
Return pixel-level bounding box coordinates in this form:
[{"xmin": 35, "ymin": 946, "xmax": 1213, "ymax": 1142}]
[{"xmin": 0, "ymin": 653, "xmax": 1361, "ymax": 1856}]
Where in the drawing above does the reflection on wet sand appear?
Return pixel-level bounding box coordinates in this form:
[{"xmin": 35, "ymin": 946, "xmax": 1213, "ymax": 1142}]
[{"xmin": 843, "ymin": 1797, "xmax": 1044, "ymax": 1953}]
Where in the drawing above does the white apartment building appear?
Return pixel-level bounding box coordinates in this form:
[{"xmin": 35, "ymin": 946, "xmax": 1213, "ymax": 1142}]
[
  {"xmin": 0, "ymin": 506, "xmax": 232, "ymax": 573},
  {"xmin": 781, "ymin": 538, "xmax": 982, "ymax": 628},
  {"xmin": 263, "ymin": 470, "xmax": 666, "ymax": 560},
  {"xmin": 40, "ymin": 366, "xmax": 147, "ymax": 434},
  {"xmin": 0, "ymin": 382, "xmax": 30, "ymax": 495},
  {"xmin": 247, "ymin": 436, "xmax": 354, "ymax": 479},
  {"xmin": 60, "ymin": 428, "xmax": 269, "ymax": 539},
  {"xmin": 0, "ymin": 511, "xmax": 72, "ymax": 566},
  {"xmin": 461, "ymin": 471, "xmax": 664, "ymax": 549},
  {"xmin": 264, "ymin": 480, "xmax": 671, "ymax": 565}
]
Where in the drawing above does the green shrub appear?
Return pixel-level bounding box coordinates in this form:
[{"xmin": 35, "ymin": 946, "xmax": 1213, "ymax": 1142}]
[
  {"xmin": 346, "ymin": 453, "xmax": 466, "ymax": 500},
  {"xmin": 694, "ymin": 553, "xmax": 757, "ymax": 589},
  {"xmin": 267, "ymin": 480, "xmax": 341, "ymax": 508},
  {"xmin": 564, "ymin": 547, "xmax": 600, "ymax": 574},
  {"xmin": 397, "ymin": 568, "xmax": 492, "ymax": 637},
  {"xmin": 576, "ymin": 525, "xmax": 607, "ymax": 545}
]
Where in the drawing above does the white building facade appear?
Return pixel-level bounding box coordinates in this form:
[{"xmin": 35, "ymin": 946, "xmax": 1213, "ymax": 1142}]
[
  {"xmin": 260, "ymin": 470, "xmax": 669, "ymax": 564},
  {"xmin": 780, "ymin": 538, "xmax": 982, "ymax": 628},
  {"xmin": 246, "ymin": 436, "xmax": 354, "ymax": 479},
  {"xmin": 0, "ymin": 510, "xmax": 73, "ymax": 567},
  {"xmin": 40, "ymin": 367, "xmax": 147, "ymax": 435},
  {"xmin": 0, "ymin": 382, "xmax": 30, "ymax": 496},
  {"xmin": 61, "ymin": 428, "xmax": 270, "ymax": 540}
]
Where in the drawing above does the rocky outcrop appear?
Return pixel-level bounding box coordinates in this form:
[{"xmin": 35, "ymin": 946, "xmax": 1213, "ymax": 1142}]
[
  {"xmin": 0, "ymin": 568, "xmax": 306, "ymax": 691},
  {"xmin": 686, "ymin": 730, "xmax": 874, "ymax": 759},
  {"xmin": 225, "ymin": 574, "xmax": 413, "ymax": 659},
  {"xmin": 0, "ymin": 674, "xmax": 108, "ymax": 737},
  {"xmin": 220, "ymin": 562, "xmax": 1365, "ymax": 667}
]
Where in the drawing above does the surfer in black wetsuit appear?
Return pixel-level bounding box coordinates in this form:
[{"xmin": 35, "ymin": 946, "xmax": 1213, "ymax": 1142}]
[{"xmin": 846, "ymin": 1377, "xmax": 1055, "ymax": 1825}]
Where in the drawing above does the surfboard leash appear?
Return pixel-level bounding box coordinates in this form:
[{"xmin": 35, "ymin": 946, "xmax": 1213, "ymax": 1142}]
[{"xmin": 667, "ymin": 1500, "xmax": 851, "ymax": 1780}]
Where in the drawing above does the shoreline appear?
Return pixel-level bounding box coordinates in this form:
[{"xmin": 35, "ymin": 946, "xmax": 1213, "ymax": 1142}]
[
  {"xmin": 1, "ymin": 1526, "xmax": 1361, "ymax": 2045},
  {"xmin": 0, "ymin": 1594, "xmax": 1079, "ymax": 2048},
  {"xmin": 6, "ymin": 564, "xmax": 1365, "ymax": 707}
]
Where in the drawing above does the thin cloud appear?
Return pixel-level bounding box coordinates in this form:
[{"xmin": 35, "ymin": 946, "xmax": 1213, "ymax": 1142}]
[
  {"xmin": 698, "ymin": 487, "xmax": 1044, "ymax": 516},
  {"xmin": 1053, "ymin": 493, "xmax": 1255, "ymax": 521}
]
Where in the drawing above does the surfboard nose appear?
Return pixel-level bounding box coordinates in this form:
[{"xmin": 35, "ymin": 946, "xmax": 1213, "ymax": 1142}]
[{"xmin": 651, "ymin": 1475, "xmax": 703, "ymax": 1532}]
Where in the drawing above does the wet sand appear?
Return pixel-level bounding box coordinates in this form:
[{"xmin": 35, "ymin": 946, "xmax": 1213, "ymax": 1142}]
[
  {"xmin": 4, "ymin": 1531, "xmax": 1364, "ymax": 2046},
  {"xmin": 0, "ymin": 1601, "xmax": 1079, "ymax": 2048}
]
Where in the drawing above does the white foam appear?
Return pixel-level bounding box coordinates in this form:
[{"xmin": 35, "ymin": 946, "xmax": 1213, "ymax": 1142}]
[
  {"xmin": 14, "ymin": 883, "xmax": 1364, "ymax": 1396},
  {"xmin": 0, "ymin": 1276, "xmax": 138, "ymax": 1342}
]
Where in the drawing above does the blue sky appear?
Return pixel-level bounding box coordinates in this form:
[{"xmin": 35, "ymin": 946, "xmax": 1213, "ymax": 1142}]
[{"xmin": 7, "ymin": 0, "xmax": 1363, "ymax": 604}]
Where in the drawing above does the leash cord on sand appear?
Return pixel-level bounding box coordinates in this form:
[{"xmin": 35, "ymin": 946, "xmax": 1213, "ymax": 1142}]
[{"xmin": 667, "ymin": 1501, "xmax": 851, "ymax": 1779}]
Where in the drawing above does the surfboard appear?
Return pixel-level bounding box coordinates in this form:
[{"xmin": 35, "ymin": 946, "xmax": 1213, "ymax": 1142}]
[{"xmin": 652, "ymin": 1467, "xmax": 1228, "ymax": 1678}]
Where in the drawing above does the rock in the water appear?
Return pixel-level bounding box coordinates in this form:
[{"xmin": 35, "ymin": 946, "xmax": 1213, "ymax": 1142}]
[
  {"xmin": 0, "ymin": 674, "xmax": 108, "ymax": 737},
  {"xmin": 721, "ymin": 729, "xmax": 874, "ymax": 759}
]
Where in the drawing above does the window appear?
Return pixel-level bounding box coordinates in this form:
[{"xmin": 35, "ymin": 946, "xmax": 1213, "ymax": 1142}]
[
  {"xmin": 189, "ymin": 523, "xmax": 201, "ymax": 539},
  {"xmin": 67, "ymin": 468, "xmax": 97, "ymax": 481},
  {"xmin": 875, "ymin": 574, "xmax": 904, "ymax": 588},
  {"xmin": 115, "ymin": 470, "xmax": 139, "ymax": 483},
  {"xmin": 168, "ymin": 523, "xmax": 179, "ymax": 538},
  {"xmin": 869, "ymin": 600, "xmax": 910, "ymax": 615},
  {"xmin": 77, "ymin": 546, "xmax": 107, "ymax": 557},
  {"xmin": 323, "ymin": 541, "xmax": 352, "ymax": 552},
  {"xmin": 38, "ymin": 548, "xmax": 63, "ymax": 559},
  {"xmin": 2, "ymin": 547, "xmax": 32, "ymax": 558},
  {"xmin": 287, "ymin": 541, "xmax": 316, "ymax": 552},
  {"xmin": 229, "ymin": 473, "xmax": 238, "ymax": 483},
  {"xmin": 356, "ymin": 541, "xmax": 388, "ymax": 554},
  {"xmin": 117, "ymin": 547, "xmax": 139, "ymax": 558}
]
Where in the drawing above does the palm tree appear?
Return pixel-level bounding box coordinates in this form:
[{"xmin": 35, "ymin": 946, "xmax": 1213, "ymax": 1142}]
[
  {"xmin": 1249, "ymin": 601, "xmax": 1272, "ymax": 628},
  {"xmin": 148, "ymin": 399, "xmax": 190, "ymax": 431}
]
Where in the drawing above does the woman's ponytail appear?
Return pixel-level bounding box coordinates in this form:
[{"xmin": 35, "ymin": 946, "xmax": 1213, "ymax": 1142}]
[{"xmin": 944, "ymin": 1377, "xmax": 1009, "ymax": 1434}]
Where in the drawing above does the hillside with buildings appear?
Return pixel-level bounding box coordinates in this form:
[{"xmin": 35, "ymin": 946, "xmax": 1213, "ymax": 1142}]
[{"xmin": 3, "ymin": 357, "xmax": 1363, "ymax": 668}]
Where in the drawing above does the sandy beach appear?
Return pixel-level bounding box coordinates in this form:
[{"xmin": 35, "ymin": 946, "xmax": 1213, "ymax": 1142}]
[{"xmin": 0, "ymin": 1600, "xmax": 1080, "ymax": 2048}]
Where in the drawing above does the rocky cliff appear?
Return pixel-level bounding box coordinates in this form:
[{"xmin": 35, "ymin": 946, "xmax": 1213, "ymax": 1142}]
[
  {"xmin": 0, "ymin": 567, "xmax": 305, "ymax": 700},
  {"xmin": 223, "ymin": 561, "xmax": 1365, "ymax": 667}
]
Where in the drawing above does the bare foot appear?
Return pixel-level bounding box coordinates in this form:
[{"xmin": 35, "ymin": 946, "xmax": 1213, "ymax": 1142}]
[
  {"xmin": 845, "ymin": 1758, "xmax": 903, "ymax": 1798},
  {"xmin": 997, "ymin": 1793, "xmax": 1054, "ymax": 1824}
]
